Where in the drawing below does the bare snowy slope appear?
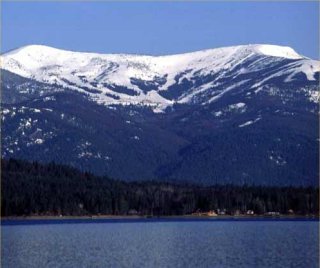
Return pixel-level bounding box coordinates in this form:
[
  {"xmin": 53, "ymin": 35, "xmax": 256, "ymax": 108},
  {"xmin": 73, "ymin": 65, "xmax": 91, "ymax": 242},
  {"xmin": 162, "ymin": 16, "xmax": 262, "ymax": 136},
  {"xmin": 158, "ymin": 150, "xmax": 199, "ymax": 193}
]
[{"xmin": 2, "ymin": 44, "xmax": 319, "ymax": 112}]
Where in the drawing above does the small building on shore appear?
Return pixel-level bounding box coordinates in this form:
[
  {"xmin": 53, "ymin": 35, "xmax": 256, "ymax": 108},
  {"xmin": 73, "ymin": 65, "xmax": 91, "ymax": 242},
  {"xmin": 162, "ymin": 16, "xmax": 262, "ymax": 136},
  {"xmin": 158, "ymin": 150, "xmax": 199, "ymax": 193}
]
[
  {"xmin": 246, "ymin": 210, "xmax": 254, "ymax": 215},
  {"xmin": 207, "ymin": 210, "xmax": 218, "ymax": 217},
  {"xmin": 191, "ymin": 209, "xmax": 217, "ymax": 217},
  {"xmin": 217, "ymin": 209, "xmax": 226, "ymax": 215},
  {"xmin": 128, "ymin": 209, "xmax": 139, "ymax": 216},
  {"xmin": 265, "ymin": 211, "xmax": 280, "ymax": 216}
]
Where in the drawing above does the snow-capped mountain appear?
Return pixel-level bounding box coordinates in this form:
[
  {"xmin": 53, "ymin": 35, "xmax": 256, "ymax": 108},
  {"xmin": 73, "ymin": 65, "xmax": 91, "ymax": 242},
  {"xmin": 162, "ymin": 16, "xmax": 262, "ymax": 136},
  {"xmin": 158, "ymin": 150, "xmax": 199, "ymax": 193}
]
[
  {"xmin": 2, "ymin": 44, "xmax": 319, "ymax": 112},
  {"xmin": 1, "ymin": 44, "xmax": 319, "ymax": 186}
]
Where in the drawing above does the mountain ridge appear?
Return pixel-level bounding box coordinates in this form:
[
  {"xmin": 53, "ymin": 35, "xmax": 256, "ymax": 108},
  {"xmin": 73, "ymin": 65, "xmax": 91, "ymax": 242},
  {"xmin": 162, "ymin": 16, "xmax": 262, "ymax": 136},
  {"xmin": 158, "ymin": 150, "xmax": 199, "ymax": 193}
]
[
  {"xmin": 1, "ymin": 43, "xmax": 306, "ymax": 59},
  {"xmin": 1, "ymin": 44, "xmax": 319, "ymax": 186},
  {"xmin": 2, "ymin": 44, "xmax": 318, "ymax": 112}
]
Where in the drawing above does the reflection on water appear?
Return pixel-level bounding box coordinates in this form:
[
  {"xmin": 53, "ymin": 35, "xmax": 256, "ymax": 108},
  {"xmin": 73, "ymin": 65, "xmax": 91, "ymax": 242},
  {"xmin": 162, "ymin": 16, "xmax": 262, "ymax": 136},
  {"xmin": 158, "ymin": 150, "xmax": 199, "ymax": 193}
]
[{"xmin": 1, "ymin": 221, "xmax": 319, "ymax": 268}]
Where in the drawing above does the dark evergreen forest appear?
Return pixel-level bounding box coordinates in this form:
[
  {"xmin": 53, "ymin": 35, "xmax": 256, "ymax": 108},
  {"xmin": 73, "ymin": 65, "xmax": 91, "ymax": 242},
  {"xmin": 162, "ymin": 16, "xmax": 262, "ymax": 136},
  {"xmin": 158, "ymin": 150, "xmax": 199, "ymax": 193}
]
[{"xmin": 1, "ymin": 158, "xmax": 318, "ymax": 217}]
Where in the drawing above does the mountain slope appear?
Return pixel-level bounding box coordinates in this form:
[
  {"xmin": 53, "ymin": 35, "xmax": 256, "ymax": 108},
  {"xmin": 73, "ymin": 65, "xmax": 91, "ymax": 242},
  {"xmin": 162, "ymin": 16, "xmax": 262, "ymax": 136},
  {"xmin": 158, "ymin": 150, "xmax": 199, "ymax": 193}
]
[
  {"xmin": 1, "ymin": 44, "xmax": 319, "ymax": 186},
  {"xmin": 2, "ymin": 44, "xmax": 319, "ymax": 111}
]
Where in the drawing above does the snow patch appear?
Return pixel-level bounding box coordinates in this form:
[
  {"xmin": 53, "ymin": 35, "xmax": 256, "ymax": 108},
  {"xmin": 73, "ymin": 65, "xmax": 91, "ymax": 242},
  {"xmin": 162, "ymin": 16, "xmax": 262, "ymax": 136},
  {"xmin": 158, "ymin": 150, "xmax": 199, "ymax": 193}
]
[
  {"xmin": 214, "ymin": 111, "xmax": 223, "ymax": 117},
  {"xmin": 35, "ymin": 139, "xmax": 44, "ymax": 144},
  {"xmin": 256, "ymin": 45, "xmax": 302, "ymax": 59},
  {"xmin": 239, "ymin": 117, "xmax": 261, "ymax": 128},
  {"xmin": 2, "ymin": 109, "xmax": 10, "ymax": 115},
  {"xmin": 239, "ymin": 121, "xmax": 253, "ymax": 128},
  {"xmin": 228, "ymin": 102, "xmax": 246, "ymax": 111}
]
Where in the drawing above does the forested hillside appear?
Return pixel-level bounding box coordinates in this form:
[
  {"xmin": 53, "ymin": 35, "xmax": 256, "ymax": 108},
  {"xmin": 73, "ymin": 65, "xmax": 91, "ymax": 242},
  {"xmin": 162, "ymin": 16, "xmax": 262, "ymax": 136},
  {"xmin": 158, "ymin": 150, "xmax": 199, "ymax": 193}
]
[{"xmin": 1, "ymin": 159, "xmax": 318, "ymax": 217}]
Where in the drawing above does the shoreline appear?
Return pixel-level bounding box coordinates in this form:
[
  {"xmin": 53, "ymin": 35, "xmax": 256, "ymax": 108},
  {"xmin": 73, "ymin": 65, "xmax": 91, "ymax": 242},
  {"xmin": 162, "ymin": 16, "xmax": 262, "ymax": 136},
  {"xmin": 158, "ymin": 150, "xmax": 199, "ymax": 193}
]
[{"xmin": 1, "ymin": 214, "xmax": 319, "ymax": 222}]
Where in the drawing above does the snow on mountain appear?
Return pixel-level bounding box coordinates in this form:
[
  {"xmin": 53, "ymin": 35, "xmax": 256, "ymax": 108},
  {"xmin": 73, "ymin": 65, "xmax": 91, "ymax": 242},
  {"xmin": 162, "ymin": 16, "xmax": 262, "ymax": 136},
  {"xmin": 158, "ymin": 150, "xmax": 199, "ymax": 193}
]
[
  {"xmin": 255, "ymin": 45, "xmax": 302, "ymax": 59},
  {"xmin": 1, "ymin": 44, "xmax": 319, "ymax": 111},
  {"xmin": 1, "ymin": 45, "xmax": 319, "ymax": 186}
]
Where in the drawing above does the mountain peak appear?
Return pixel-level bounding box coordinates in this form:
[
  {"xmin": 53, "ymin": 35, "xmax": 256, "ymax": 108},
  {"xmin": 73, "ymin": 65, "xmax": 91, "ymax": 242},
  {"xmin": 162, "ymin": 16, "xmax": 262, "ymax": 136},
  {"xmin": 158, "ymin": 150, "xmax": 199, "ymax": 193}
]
[
  {"xmin": 251, "ymin": 44, "xmax": 303, "ymax": 59},
  {"xmin": 3, "ymin": 44, "xmax": 64, "ymax": 57}
]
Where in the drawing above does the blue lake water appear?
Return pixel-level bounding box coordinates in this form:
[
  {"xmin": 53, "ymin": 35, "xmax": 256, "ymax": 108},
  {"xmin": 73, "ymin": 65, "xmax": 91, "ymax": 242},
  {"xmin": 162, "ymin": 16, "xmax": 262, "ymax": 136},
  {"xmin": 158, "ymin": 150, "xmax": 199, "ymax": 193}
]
[{"xmin": 1, "ymin": 219, "xmax": 319, "ymax": 268}]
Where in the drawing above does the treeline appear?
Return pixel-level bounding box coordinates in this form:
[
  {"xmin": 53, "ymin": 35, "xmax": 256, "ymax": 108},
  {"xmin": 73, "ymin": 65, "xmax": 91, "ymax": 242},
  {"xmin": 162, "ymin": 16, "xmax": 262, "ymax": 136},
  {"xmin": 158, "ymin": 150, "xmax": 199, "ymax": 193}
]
[{"xmin": 1, "ymin": 158, "xmax": 319, "ymax": 217}]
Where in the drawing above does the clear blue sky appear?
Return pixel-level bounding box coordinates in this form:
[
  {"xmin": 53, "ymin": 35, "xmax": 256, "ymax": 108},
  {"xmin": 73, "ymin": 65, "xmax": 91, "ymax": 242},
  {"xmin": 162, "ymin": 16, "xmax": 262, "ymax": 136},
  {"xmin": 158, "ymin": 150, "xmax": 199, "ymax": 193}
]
[{"xmin": 2, "ymin": 1, "xmax": 319, "ymax": 59}]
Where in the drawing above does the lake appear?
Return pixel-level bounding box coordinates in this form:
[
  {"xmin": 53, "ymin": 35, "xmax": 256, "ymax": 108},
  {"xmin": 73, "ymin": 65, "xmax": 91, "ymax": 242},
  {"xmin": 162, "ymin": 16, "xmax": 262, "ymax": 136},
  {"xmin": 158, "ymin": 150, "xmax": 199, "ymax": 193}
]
[{"xmin": 1, "ymin": 219, "xmax": 319, "ymax": 268}]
